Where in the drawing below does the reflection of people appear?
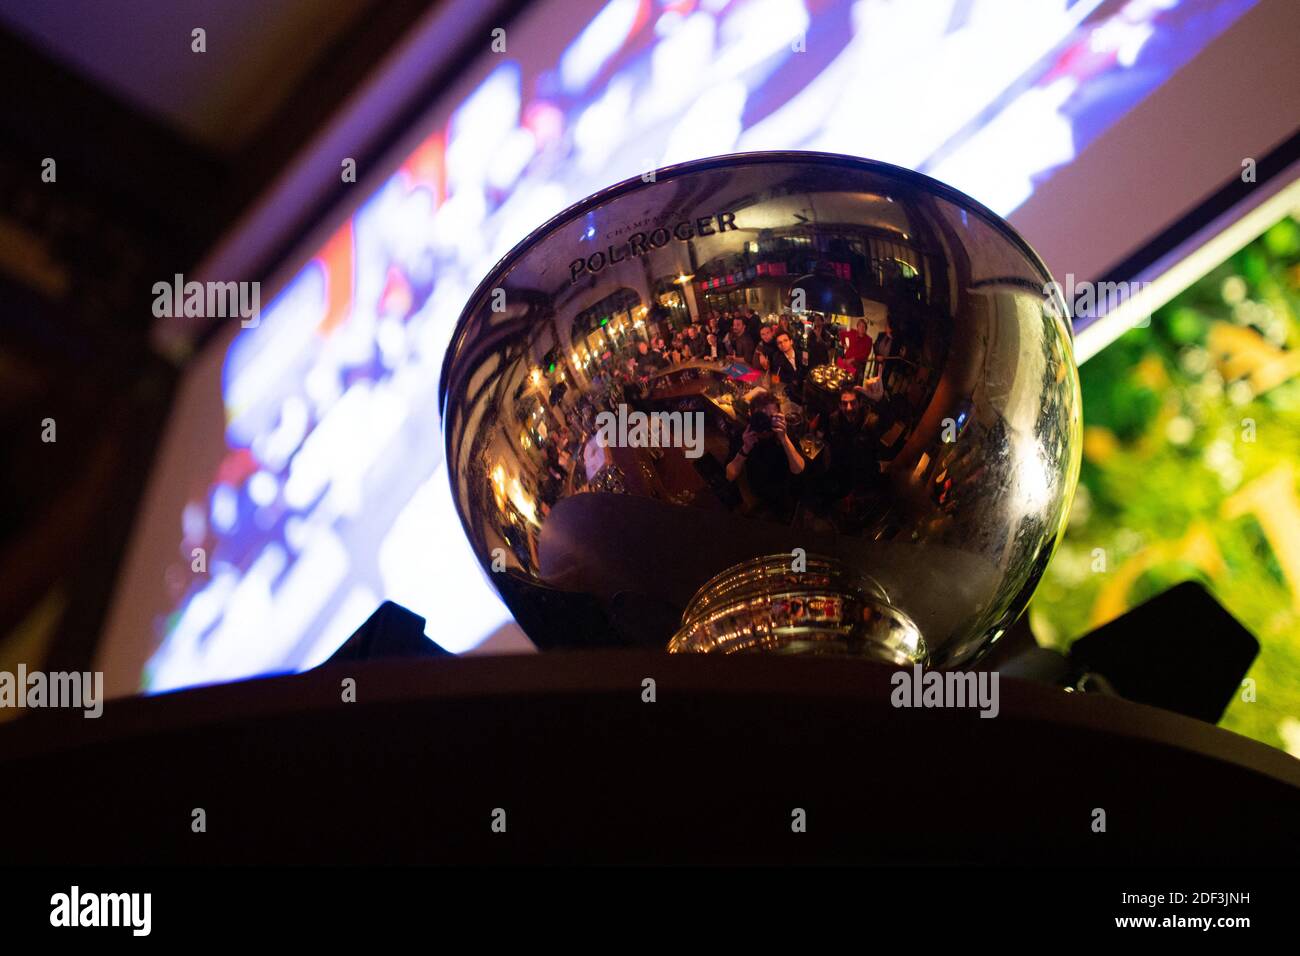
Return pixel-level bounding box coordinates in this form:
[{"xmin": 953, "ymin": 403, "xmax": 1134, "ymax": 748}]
[
  {"xmin": 634, "ymin": 339, "xmax": 661, "ymax": 375},
  {"xmin": 746, "ymin": 351, "xmax": 803, "ymax": 422},
  {"xmin": 753, "ymin": 323, "xmax": 777, "ymax": 365},
  {"xmin": 726, "ymin": 390, "xmax": 805, "ymax": 517},
  {"xmin": 872, "ymin": 328, "xmax": 893, "ymax": 361},
  {"xmin": 822, "ymin": 384, "xmax": 883, "ymax": 508},
  {"xmin": 771, "ymin": 330, "xmax": 805, "ymax": 391},
  {"xmin": 838, "ymin": 319, "xmax": 872, "ymax": 375},
  {"xmin": 872, "ymin": 327, "xmax": 894, "ymax": 385},
  {"xmin": 806, "ymin": 316, "xmax": 832, "ymax": 367},
  {"xmin": 703, "ymin": 332, "xmax": 720, "ymax": 360},
  {"xmin": 724, "ymin": 317, "xmax": 756, "ymax": 363},
  {"xmin": 746, "ymin": 349, "xmax": 778, "ymax": 395},
  {"xmin": 652, "ymin": 336, "xmax": 670, "ymax": 365}
]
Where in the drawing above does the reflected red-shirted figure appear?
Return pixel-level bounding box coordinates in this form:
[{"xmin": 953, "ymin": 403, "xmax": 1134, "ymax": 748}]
[{"xmin": 838, "ymin": 319, "xmax": 872, "ymax": 376}]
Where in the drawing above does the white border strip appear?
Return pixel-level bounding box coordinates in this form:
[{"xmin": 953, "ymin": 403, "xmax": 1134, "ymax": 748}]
[{"xmin": 1075, "ymin": 162, "xmax": 1300, "ymax": 365}]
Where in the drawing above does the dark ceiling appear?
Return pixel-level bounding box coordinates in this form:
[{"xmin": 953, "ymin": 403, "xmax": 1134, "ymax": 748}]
[
  {"xmin": 0, "ymin": 0, "xmax": 374, "ymax": 152},
  {"xmin": 0, "ymin": 0, "xmax": 468, "ymax": 677}
]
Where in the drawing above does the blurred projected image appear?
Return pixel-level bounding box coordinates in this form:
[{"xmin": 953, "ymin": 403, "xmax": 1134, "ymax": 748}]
[
  {"xmin": 145, "ymin": 0, "xmax": 1256, "ymax": 691},
  {"xmin": 1031, "ymin": 203, "xmax": 1300, "ymax": 753}
]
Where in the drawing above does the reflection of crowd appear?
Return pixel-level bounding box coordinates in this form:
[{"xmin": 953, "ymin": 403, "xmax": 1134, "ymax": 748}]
[
  {"xmin": 510, "ymin": 303, "xmax": 929, "ymax": 538},
  {"xmin": 719, "ymin": 378, "xmax": 905, "ymax": 526},
  {"xmin": 838, "ymin": 319, "xmax": 895, "ymax": 382},
  {"xmin": 607, "ymin": 307, "xmax": 899, "ymax": 393}
]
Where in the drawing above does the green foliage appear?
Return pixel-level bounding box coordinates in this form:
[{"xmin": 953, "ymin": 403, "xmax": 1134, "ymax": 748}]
[{"xmin": 1031, "ymin": 212, "xmax": 1300, "ymax": 754}]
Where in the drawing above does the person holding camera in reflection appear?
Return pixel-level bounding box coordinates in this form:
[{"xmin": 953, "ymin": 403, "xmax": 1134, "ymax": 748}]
[{"xmin": 725, "ymin": 390, "xmax": 805, "ymax": 519}]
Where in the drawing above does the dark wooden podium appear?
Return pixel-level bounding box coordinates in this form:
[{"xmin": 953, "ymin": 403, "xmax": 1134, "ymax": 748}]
[{"xmin": 1, "ymin": 651, "xmax": 1297, "ymax": 864}]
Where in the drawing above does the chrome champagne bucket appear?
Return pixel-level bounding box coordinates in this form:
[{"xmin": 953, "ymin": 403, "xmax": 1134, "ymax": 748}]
[{"xmin": 440, "ymin": 152, "xmax": 1081, "ymax": 667}]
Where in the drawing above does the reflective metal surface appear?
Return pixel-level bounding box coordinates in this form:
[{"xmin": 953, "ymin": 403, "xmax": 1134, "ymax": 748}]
[{"xmin": 441, "ymin": 152, "xmax": 1081, "ymax": 667}]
